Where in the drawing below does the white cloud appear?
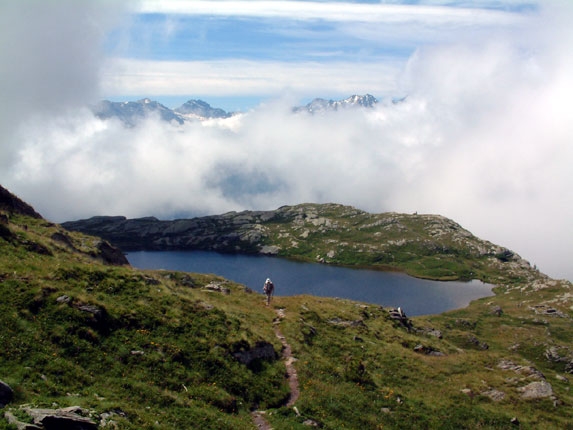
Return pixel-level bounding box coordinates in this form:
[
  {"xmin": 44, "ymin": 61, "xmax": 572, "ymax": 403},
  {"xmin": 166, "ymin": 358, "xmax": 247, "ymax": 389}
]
[
  {"xmin": 1, "ymin": 0, "xmax": 572, "ymax": 282},
  {"xmin": 102, "ymin": 58, "xmax": 403, "ymax": 97},
  {"xmin": 136, "ymin": 0, "xmax": 524, "ymax": 26},
  {"xmin": 0, "ymin": 0, "xmax": 125, "ymax": 169}
]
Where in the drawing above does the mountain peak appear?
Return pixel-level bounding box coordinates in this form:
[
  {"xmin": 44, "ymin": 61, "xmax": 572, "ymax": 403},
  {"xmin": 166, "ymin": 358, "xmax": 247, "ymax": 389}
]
[
  {"xmin": 174, "ymin": 99, "xmax": 231, "ymax": 119},
  {"xmin": 295, "ymin": 94, "xmax": 379, "ymax": 114}
]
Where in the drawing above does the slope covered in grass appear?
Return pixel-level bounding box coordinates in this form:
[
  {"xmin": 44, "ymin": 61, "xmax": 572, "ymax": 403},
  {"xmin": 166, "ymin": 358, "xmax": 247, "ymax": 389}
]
[{"xmin": 1, "ymin": 187, "xmax": 572, "ymax": 429}]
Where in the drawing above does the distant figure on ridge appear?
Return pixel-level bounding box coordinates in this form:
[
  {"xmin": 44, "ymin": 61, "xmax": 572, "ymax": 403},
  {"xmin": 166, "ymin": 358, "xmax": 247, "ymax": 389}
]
[{"xmin": 263, "ymin": 278, "xmax": 275, "ymax": 305}]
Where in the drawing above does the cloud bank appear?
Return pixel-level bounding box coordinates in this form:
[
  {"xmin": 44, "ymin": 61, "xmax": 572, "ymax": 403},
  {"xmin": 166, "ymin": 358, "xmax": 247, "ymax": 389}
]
[
  {"xmin": 1, "ymin": 2, "xmax": 572, "ymax": 281},
  {"xmin": 0, "ymin": 0, "xmax": 123, "ymax": 169}
]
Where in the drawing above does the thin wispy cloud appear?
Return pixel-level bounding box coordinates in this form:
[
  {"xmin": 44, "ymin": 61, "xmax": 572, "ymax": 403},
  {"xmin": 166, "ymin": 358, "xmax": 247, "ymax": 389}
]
[
  {"xmin": 102, "ymin": 58, "xmax": 403, "ymax": 97},
  {"xmin": 136, "ymin": 0, "xmax": 525, "ymax": 25}
]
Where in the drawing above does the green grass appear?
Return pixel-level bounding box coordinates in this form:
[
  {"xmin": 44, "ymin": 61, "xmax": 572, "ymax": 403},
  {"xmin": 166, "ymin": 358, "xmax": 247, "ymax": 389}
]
[{"xmin": 1, "ymin": 211, "xmax": 572, "ymax": 429}]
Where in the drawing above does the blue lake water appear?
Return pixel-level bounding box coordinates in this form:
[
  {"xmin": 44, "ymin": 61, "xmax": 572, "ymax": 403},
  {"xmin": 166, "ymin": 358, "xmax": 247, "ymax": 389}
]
[{"xmin": 127, "ymin": 251, "xmax": 494, "ymax": 317}]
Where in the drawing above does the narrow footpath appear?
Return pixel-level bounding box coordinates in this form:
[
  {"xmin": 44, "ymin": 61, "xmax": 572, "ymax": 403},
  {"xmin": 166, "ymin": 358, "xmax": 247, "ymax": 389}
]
[{"xmin": 251, "ymin": 308, "xmax": 300, "ymax": 430}]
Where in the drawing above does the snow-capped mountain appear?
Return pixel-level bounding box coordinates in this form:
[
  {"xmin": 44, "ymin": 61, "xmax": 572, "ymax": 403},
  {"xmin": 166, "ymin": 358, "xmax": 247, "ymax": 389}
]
[
  {"xmin": 92, "ymin": 99, "xmax": 233, "ymax": 127},
  {"xmin": 294, "ymin": 94, "xmax": 378, "ymax": 114},
  {"xmin": 93, "ymin": 99, "xmax": 185, "ymax": 127},
  {"xmin": 174, "ymin": 99, "xmax": 231, "ymax": 119},
  {"xmin": 92, "ymin": 94, "xmax": 381, "ymax": 126}
]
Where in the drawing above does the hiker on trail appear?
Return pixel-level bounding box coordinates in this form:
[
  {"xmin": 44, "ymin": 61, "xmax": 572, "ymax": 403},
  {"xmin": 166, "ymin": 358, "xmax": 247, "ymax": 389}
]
[{"xmin": 263, "ymin": 278, "xmax": 274, "ymax": 305}]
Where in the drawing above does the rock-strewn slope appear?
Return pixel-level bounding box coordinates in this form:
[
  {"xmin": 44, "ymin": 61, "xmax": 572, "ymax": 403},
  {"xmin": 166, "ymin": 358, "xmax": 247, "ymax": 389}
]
[
  {"xmin": 2, "ymin": 187, "xmax": 572, "ymax": 430},
  {"xmin": 63, "ymin": 203, "xmax": 536, "ymax": 282}
]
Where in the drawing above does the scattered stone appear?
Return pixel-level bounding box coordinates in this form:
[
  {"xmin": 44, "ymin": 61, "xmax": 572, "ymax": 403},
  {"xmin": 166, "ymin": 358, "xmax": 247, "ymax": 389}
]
[
  {"xmin": 460, "ymin": 388, "xmax": 473, "ymax": 396},
  {"xmin": 293, "ymin": 406, "xmax": 301, "ymax": 416},
  {"xmin": 303, "ymin": 419, "xmax": 320, "ymax": 427},
  {"xmin": 203, "ymin": 283, "xmax": 230, "ymax": 294},
  {"xmin": 498, "ymin": 360, "xmax": 546, "ymax": 380},
  {"xmin": 0, "ymin": 379, "xmax": 14, "ymax": 407},
  {"xmin": 519, "ymin": 381, "xmax": 554, "ymax": 399},
  {"xmin": 130, "ymin": 350, "xmax": 145, "ymax": 356},
  {"xmin": 4, "ymin": 411, "xmax": 42, "ymax": 430},
  {"xmin": 56, "ymin": 295, "xmax": 71, "ymax": 304},
  {"xmin": 143, "ymin": 276, "xmax": 161, "ymax": 286},
  {"xmin": 328, "ymin": 318, "xmax": 365, "ymax": 328},
  {"xmin": 380, "ymin": 407, "xmax": 391, "ymax": 414},
  {"xmin": 388, "ymin": 307, "xmax": 412, "ymax": 329},
  {"xmin": 455, "ymin": 319, "xmax": 476, "ymax": 329},
  {"xmin": 482, "ymin": 389, "xmax": 506, "ymax": 402},
  {"xmin": 23, "ymin": 407, "xmax": 98, "ymax": 430},
  {"xmin": 259, "ymin": 245, "xmax": 280, "ymax": 255},
  {"xmin": 418, "ymin": 327, "xmax": 443, "ymax": 339},
  {"xmin": 198, "ymin": 302, "xmax": 214, "ymax": 310},
  {"xmin": 555, "ymin": 375, "xmax": 568, "ymax": 383},
  {"xmin": 74, "ymin": 303, "xmax": 106, "ymax": 323},
  {"xmin": 510, "ymin": 417, "xmax": 520, "ymax": 426},
  {"xmin": 491, "ymin": 306, "xmax": 503, "ymax": 317},
  {"xmin": 530, "ymin": 305, "xmax": 567, "ymax": 318},
  {"xmin": 413, "ymin": 344, "xmax": 445, "ymax": 356},
  {"xmin": 466, "ymin": 335, "xmax": 489, "ymax": 350}
]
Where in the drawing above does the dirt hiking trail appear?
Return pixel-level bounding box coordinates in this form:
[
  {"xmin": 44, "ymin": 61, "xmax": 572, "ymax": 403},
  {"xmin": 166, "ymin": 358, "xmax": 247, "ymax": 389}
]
[{"xmin": 251, "ymin": 307, "xmax": 300, "ymax": 429}]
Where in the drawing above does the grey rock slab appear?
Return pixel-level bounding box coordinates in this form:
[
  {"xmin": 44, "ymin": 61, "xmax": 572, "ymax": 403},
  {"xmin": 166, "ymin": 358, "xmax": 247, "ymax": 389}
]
[
  {"xmin": 4, "ymin": 411, "xmax": 42, "ymax": 430},
  {"xmin": 24, "ymin": 407, "xmax": 98, "ymax": 430},
  {"xmin": 259, "ymin": 245, "xmax": 280, "ymax": 255},
  {"xmin": 519, "ymin": 381, "xmax": 554, "ymax": 399},
  {"xmin": 482, "ymin": 389, "xmax": 506, "ymax": 402}
]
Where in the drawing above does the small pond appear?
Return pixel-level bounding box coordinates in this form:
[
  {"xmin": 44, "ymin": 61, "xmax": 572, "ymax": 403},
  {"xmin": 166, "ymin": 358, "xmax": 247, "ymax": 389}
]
[{"xmin": 127, "ymin": 250, "xmax": 493, "ymax": 317}]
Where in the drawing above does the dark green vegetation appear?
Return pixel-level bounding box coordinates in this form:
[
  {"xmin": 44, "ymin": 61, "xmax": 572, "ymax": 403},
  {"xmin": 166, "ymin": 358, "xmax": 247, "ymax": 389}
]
[
  {"xmin": 63, "ymin": 204, "xmax": 536, "ymax": 282},
  {"xmin": 2, "ymin": 187, "xmax": 572, "ymax": 429}
]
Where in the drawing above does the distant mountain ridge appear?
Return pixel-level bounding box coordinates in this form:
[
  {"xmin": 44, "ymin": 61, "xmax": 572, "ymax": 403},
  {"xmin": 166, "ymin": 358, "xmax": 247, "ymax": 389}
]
[
  {"xmin": 174, "ymin": 99, "xmax": 232, "ymax": 119},
  {"xmin": 92, "ymin": 94, "xmax": 382, "ymax": 126},
  {"xmin": 93, "ymin": 98, "xmax": 233, "ymax": 127},
  {"xmin": 294, "ymin": 94, "xmax": 378, "ymax": 114}
]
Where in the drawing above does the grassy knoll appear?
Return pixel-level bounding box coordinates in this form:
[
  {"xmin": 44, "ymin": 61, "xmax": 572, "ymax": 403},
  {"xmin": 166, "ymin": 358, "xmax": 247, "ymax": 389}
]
[{"xmin": 259, "ymin": 204, "xmax": 537, "ymax": 284}]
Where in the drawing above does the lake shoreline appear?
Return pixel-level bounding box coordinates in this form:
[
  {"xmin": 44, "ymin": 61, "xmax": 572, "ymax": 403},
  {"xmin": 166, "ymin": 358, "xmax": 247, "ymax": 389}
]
[{"xmin": 126, "ymin": 250, "xmax": 494, "ymax": 317}]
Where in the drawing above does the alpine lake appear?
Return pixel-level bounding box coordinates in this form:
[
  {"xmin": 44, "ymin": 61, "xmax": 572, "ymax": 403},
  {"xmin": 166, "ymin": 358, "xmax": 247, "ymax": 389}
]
[{"xmin": 127, "ymin": 250, "xmax": 493, "ymax": 316}]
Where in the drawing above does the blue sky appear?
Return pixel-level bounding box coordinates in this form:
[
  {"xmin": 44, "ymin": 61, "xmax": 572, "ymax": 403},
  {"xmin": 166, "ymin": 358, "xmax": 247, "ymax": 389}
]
[{"xmin": 102, "ymin": 0, "xmax": 537, "ymax": 110}]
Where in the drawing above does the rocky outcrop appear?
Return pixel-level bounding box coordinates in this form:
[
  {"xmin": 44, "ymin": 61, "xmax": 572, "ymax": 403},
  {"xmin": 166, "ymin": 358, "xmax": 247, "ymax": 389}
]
[
  {"xmin": 519, "ymin": 381, "xmax": 554, "ymax": 399},
  {"xmin": 62, "ymin": 212, "xmax": 275, "ymax": 254},
  {"xmin": 22, "ymin": 406, "xmax": 98, "ymax": 430},
  {"xmin": 0, "ymin": 185, "xmax": 42, "ymax": 219},
  {"xmin": 94, "ymin": 241, "xmax": 129, "ymax": 266},
  {"xmin": 0, "ymin": 379, "xmax": 13, "ymax": 407},
  {"xmin": 62, "ymin": 203, "xmax": 536, "ymax": 282}
]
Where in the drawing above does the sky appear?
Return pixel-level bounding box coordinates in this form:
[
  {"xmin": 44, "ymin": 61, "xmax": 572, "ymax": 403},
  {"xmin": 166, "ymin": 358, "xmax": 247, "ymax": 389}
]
[{"xmin": 0, "ymin": 0, "xmax": 572, "ymax": 281}]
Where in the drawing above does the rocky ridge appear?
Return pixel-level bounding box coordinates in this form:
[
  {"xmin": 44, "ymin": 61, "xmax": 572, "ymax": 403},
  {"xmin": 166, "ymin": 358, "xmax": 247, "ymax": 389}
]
[
  {"xmin": 63, "ymin": 203, "xmax": 537, "ymax": 282},
  {"xmin": 92, "ymin": 94, "xmax": 381, "ymax": 127}
]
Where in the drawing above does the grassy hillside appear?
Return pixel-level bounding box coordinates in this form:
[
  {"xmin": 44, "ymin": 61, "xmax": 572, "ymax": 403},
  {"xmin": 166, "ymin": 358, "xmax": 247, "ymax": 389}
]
[
  {"xmin": 1, "ymin": 197, "xmax": 572, "ymax": 429},
  {"xmin": 259, "ymin": 204, "xmax": 536, "ymax": 283},
  {"xmin": 63, "ymin": 203, "xmax": 538, "ymax": 283}
]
